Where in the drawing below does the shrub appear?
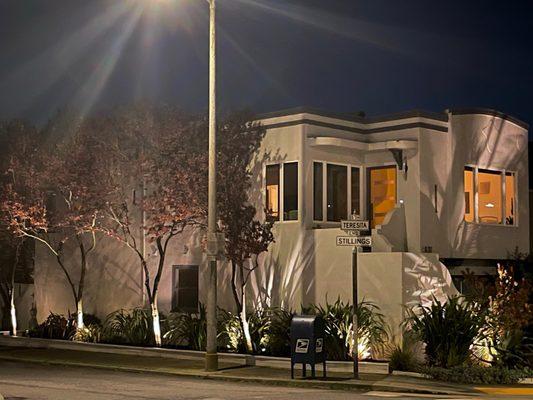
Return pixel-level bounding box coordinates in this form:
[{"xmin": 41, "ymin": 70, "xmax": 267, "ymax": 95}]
[
  {"xmin": 261, "ymin": 307, "xmax": 293, "ymax": 356},
  {"xmin": 304, "ymin": 298, "xmax": 388, "ymax": 361},
  {"xmin": 164, "ymin": 304, "xmax": 207, "ymax": 350},
  {"xmin": 72, "ymin": 324, "xmax": 102, "ymax": 343},
  {"xmin": 477, "ymin": 265, "xmax": 533, "ymax": 368},
  {"xmin": 423, "ymin": 364, "xmax": 533, "ymax": 385},
  {"xmin": 218, "ymin": 308, "xmax": 270, "ymax": 353},
  {"xmin": 29, "ymin": 312, "xmax": 75, "ymax": 340},
  {"xmin": 407, "ymin": 296, "xmax": 485, "ymax": 368},
  {"xmin": 218, "ymin": 307, "xmax": 293, "ymax": 355},
  {"xmin": 103, "ymin": 308, "xmax": 154, "ymax": 346},
  {"xmin": 388, "ymin": 344, "xmax": 420, "ymax": 372}
]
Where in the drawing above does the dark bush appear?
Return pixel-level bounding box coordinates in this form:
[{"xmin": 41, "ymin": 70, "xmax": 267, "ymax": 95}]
[
  {"xmin": 29, "ymin": 312, "xmax": 75, "ymax": 340},
  {"xmin": 304, "ymin": 298, "xmax": 388, "ymax": 361},
  {"xmin": 408, "ymin": 296, "xmax": 485, "ymax": 368},
  {"xmin": 164, "ymin": 304, "xmax": 207, "ymax": 350},
  {"xmin": 423, "ymin": 364, "xmax": 533, "ymax": 384},
  {"xmin": 102, "ymin": 308, "xmax": 154, "ymax": 346}
]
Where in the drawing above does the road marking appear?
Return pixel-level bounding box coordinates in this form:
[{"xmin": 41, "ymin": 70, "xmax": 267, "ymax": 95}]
[
  {"xmin": 366, "ymin": 391, "xmax": 471, "ymax": 399},
  {"xmin": 475, "ymin": 387, "xmax": 533, "ymax": 395}
]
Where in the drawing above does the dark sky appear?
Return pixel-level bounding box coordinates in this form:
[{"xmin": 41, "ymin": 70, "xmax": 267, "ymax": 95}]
[{"xmin": 1, "ymin": 0, "xmax": 532, "ymax": 131}]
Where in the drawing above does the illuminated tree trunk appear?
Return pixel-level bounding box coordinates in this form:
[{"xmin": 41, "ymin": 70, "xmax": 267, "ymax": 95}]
[
  {"xmin": 240, "ymin": 290, "xmax": 253, "ymax": 354},
  {"xmin": 76, "ymin": 298, "xmax": 84, "ymax": 330},
  {"xmin": 151, "ymin": 299, "xmax": 162, "ymax": 347},
  {"xmin": 231, "ymin": 261, "xmax": 253, "ymax": 353},
  {"xmin": 8, "ymin": 241, "xmax": 21, "ymax": 336},
  {"xmin": 9, "ymin": 288, "xmax": 16, "ymax": 337}
]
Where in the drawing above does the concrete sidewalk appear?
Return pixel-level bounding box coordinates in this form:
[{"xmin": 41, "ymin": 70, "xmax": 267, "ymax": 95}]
[{"xmin": 0, "ymin": 346, "xmax": 484, "ymax": 396}]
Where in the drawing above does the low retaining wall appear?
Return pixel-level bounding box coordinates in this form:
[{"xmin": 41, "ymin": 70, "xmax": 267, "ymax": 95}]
[{"xmin": 0, "ymin": 336, "xmax": 389, "ymax": 375}]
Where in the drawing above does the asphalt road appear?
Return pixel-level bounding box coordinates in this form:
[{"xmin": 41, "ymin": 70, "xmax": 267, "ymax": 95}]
[{"xmin": 0, "ymin": 360, "xmax": 465, "ymax": 400}]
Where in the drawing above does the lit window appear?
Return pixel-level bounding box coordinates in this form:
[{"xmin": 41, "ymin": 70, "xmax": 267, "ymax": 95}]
[
  {"xmin": 172, "ymin": 265, "xmax": 198, "ymax": 312},
  {"xmin": 327, "ymin": 164, "xmax": 347, "ymax": 221},
  {"xmin": 283, "ymin": 162, "xmax": 298, "ymax": 221},
  {"xmin": 351, "ymin": 167, "xmax": 361, "ymax": 216},
  {"xmin": 464, "ymin": 167, "xmax": 474, "ymax": 223},
  {"xmin": 369, "ymin": 167, "xmax": 397, "ymax": 228},
  {"xmin": 478, "ymin": 169, "xmax": 502, "ymax": 224},
  {"xmin": 505, "ymin": 172, "xmax": 516, "ymax": 225},
  {"xmin": 266, "ymin": 164, "xmax": 280, "ymax": 221},
  {"xmin": 313, "ymin": 162, "xmax": 323, "ymax": 221}
]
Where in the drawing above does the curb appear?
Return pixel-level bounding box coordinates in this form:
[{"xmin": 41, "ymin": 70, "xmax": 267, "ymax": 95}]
[
  {"xmin": 0, "ymin": 336, "xmax": 389, "ymax": 374},
  {"xmin": 0, "ymin": 354, "xmax": 475, "ymax": 396}
]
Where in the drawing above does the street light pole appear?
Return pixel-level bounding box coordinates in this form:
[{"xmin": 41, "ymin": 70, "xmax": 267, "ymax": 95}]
[{"xmin": 205, "ymin": 0, "xmax": 218, "ymax": 372}]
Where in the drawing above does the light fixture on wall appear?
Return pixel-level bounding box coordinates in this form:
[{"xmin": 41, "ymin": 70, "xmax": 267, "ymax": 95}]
[
  {"xmin": 389, "ymin": 149, "xmax": 408, "ymax": 177},
  {"xmin": 485, "ymin": 203, "xmax": 495, "ymax": 208}
]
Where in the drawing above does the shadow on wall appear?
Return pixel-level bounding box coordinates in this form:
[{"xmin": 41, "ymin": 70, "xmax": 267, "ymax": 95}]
[
  {"xmin": 448, "ymin": 116, "xmax": 527, "ymax": 258},
  {"xmin": 402, "ymin": 252, "xmax": 459, "ymax": 310},
  {"xmin": 87, "ymin": 234, "xmax": 143, "ymax": 318}
]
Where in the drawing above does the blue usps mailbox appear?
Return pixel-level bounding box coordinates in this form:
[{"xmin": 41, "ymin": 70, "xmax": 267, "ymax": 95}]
[{"xmin": 290, "ymin": 315, "xmax": 326, "ymax": 379}]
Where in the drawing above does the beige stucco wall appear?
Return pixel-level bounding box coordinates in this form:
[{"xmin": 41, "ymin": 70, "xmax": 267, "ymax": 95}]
[
  {"xmin": 30, "ymin": 110, "xmax": 529, "ymax": 331},
  {"xmin": 440, "ymin": 113, "xmax": 527, "ymax": 259}
]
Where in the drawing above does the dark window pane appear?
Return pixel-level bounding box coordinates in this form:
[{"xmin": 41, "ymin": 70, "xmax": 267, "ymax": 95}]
[
  {"xmin": 351, "ymin": 167, "xmax": 360, "ymax": 216},
  {"xmin": 172, "ymin": 266, "xmax": 198, "ymax": 312},
  {"xmin": 266, "ymin": 165, "xmax": 280, "ymax": 220},
  {"xmin": 283, "ymin": 162, "xmax": 298, "ymax": 220},
  {"xmin": 327, "ymin": 164, "xmax": 347, "ymax": 221},
  {"xmin": 505, "ymin": 172, "xmax": 516, "ymax": 225},
  {"xmin": 313, "ymin": 162, "xmax": 323, "ymax": 221},
  {"xmin": 464, "ymin": 166, "xmax": 474, "ymax": 222}
]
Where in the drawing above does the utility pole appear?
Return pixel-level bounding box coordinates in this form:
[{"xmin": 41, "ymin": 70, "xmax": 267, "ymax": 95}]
[{"xmin": 205, "ymin": 0, "xmax": 218, "ymax": 372}]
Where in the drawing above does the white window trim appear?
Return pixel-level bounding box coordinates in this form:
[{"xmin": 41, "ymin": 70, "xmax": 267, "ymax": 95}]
[
  {"xmin": 464, "ymin": 165, "xmax": 518, "ymax": 227},
  {"xmin": 264, "ymin": 161, "xmax": 300, "ymax": 223},
  {"xmin": 312, "ymin": 160, "xmax": 363, "ymax": 224}
]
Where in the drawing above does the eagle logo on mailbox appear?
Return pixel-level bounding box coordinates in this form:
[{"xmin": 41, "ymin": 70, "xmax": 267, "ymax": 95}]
[
  {"xmin": 316, "ymin": 338, "xmax": 323, "ymax": 353},
  {"xmin": 295, "ymin": 338, "xmax": 309, "ymax": 353}
]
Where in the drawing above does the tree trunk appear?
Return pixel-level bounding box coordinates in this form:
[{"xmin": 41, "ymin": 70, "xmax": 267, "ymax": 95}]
[
  {"xmin": 151, "ymin": 298, "xmax": 162, "ymax": 347},
  {"xmin": 231, "ymin": 261, "xmax": 253, "ymax": 353},
  {"xmin": 9, "ymin": 242, "xmax": 21, "ymax": 336},
  {"xmin": 240, "ymin": 290, "xmax": 253, "ymax": 354},
  {"xmin": 76, "ymin": 298, "xmax": 84, "ymax": 330},
  {"xmin": 9, "ymin": 287, "xmax": 17, "ymax": 336}
]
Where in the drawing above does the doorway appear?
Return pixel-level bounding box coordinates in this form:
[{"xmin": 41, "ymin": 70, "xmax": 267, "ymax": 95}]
[{"xmin": 368, "ymin": 166, "xmax": 397, "ymax": 228}]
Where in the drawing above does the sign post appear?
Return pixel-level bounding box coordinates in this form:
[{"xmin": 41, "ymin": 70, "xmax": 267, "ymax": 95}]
[{"xmin": 338, "ymin": 213, "xmax": 371, "ymax": 379}]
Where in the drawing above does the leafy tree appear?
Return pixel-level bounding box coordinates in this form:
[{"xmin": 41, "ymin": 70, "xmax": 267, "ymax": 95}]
[
  {"xmin": 216, "ymin": 112, "xmax": 274, "ymax": 353},
  {"xmin": 1, "ymin": 114, "xmax": 113, "ymax": 330},
  {"xmin": 102, "ymin": 105, "xmax": 206, "ymax": 347},
  {"xmin": 0, "ymin": 119, "xmax": 40, "ymax": 334}
]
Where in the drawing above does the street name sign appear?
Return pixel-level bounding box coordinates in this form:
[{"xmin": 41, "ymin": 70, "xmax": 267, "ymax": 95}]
[
  {"xmin": 341, "ymin": 220, "xmax": 369, "ymax": 231},
  {"xmin": 336, "ymin": 236, "xmax": 372, "ymax": 247}
]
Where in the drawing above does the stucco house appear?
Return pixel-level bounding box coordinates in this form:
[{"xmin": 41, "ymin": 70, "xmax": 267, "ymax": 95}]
[{"xmin": 12, "ymin": 107, "xmax": 530, "ymax": 340}]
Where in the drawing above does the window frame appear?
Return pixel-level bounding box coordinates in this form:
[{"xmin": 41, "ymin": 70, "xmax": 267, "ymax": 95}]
[
  {"xmin": 464, "ymin": 165, "xmax": 518, "ymax": 227},
  {"xmin": 312, "ymin": 160, "xmax": 363, "ymax": 224},
  {"xmin": 264, "ymin": 161, "xmax": 300, "ymax": 223},
  {"xmin": 171, "ymin": 265, "xmax": 199, "ymax": 313}
]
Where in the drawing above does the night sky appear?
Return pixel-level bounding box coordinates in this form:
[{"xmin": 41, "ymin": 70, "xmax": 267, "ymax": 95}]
[{"xmin": 1, "ymin": 0, "xmax": 532, "ymax": 132}]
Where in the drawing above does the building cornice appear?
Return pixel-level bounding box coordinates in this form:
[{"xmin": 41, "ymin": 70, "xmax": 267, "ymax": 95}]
[
  {"xmin": 261, "ymin": 117, "xmax": 448, "ymax": 134},
  {"xmin": 448, "ymin": 108, "xmax": 529, "ymax": 130}
]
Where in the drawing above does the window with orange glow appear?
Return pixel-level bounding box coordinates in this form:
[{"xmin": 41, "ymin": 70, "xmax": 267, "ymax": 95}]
[
  {"xmin": 369, "ymin": 167, "xmax": 397, "ymax": 228},
  {"xmin": 266, "ymin": 164, "xmax": 280, "ymax": 221},
  {"xmin": 464, "ymin": 167, "xmax": 474, "ymax": 222},
  {"xmin": 478, "ymin": 169, "xmax": 502, "ymax": 224},
  {"xmin": 505, "ymin": 172, "xmax": 516, "ymax": 225}
]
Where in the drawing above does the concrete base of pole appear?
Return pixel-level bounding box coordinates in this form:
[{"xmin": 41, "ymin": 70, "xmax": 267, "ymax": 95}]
[{"xmin": 205, "ymin": 352, "xmax": 218, "ymax": 371}]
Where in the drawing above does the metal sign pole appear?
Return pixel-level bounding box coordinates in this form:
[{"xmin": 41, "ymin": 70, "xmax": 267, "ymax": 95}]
[
  {"xmin": 338, "ymin": 213, "xmax": 371, "ymax": 380},
  {"xmin": 352, "ymin": 244, "xmax": 359, "ymax": 379}
]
